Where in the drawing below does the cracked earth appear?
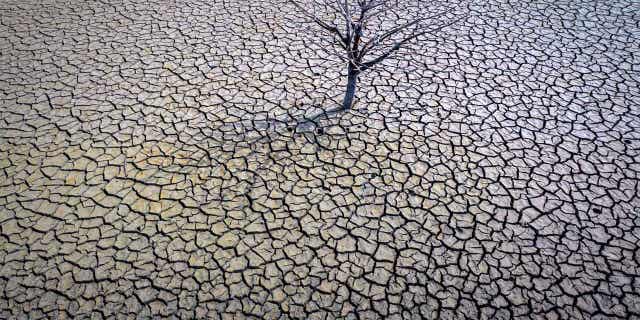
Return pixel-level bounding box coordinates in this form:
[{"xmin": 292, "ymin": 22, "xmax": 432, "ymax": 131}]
[{"xmin": 1, "ymin": 0, "xmax": 640, "ymax": 319}]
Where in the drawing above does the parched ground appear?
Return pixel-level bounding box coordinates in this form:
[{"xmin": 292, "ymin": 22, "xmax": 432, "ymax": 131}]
[{"xmin": 1, "ymin": 0, "xmax": 639, "ymax": 318}]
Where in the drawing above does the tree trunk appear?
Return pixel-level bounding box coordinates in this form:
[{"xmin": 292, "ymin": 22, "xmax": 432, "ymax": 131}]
[{"xmin": 342, "ymin": 65, "xmax": 359, "ymax": 110}]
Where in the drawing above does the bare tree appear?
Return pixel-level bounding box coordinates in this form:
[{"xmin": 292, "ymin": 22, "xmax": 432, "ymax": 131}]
[{"xmin": 288, "ymin": 0, "xmax": 465, "ymax": 112}]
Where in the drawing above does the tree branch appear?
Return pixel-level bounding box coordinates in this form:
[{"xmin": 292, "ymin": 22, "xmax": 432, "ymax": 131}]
[
  {"xmin": 358, "ymin": 8, "xmax": 455, "ymax": 60},
  {"xmin": 361, "ymin": 13, "xmax": 468, "ymax": 70},
  {"xmin": 288, "ymin": 0, "xmax": 348, "ymax": 45}
]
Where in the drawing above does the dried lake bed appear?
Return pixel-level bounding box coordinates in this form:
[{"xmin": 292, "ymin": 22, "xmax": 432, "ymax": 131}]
[{"xmin": 0, "ymin": 0, "xmax": 639, "ymax": 318}]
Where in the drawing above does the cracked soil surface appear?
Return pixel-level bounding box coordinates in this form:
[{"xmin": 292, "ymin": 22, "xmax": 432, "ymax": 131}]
[{"xmin": 1, "ymin": 0, "xmax": 640, "ymax": 319}]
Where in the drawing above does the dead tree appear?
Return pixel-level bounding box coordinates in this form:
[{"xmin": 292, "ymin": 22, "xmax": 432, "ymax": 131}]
[{"xmin": 288, "ymin": 0, "xmax": 464, "ymax": 111}]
